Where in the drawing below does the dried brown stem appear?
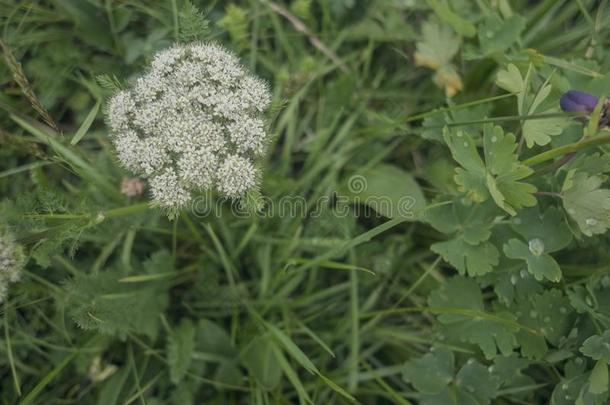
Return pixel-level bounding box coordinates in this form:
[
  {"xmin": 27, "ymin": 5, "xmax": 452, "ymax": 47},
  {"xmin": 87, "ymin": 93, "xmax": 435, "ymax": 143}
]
[{"xmin": 265, "ymin": 1, "xmax": 349, "ymax": 73}]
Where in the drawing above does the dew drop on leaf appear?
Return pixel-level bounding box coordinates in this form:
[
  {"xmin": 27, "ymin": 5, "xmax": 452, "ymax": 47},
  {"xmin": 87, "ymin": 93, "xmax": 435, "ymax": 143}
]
[
  {"xmin": 586, "ymin": 218, "xmax": 598, "ymax": 226},
  {"xmin": 528, "ymin": 238, "xmax": 545, "ymax": 256}
]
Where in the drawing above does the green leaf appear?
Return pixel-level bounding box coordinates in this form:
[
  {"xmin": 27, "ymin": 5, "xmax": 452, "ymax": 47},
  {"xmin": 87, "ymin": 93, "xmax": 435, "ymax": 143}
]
[
  {"xmin": 345, "ymin": 163, "xmax": 427, "ymax": 220},
  {"xmin": 514, "ymin": 290, "xmax": 574, "ymax": 359},
  {"xmin": 496, "ymin": 64, "xmax": 525, "ymax": 94},
  {"xmin": 65, "ymin": 266, "xmax": 169, "ymax": 338},
  {"xmin": 589, "ymin": 360, "xmax": 609, "ymax": 395},
  {"xmin": 444, "ymin": 125, "xmax": 537, "ymax": 215},
  {"xmin": 197, "ymin": 319, "xmax": 236, "ymax": 359},
  {"xmin": 510, "ymin": 207, "xmax": 573, "ymax": 253},
  {"xmin": 425, "ymin": 199, "xmax": 499, "ymax": 244},
  {"xmin": 567, "ymin": 285, "xmax": 596, "ymax": 314},
  {"xmin": 429, "ymin": 278, "xmax": 519, "ymax": 358},
  {"xmin": 520, "ymin": 76, "xmax": 568, "ymax": 147},
  {"xmin": 96, "ymin": 368, "xmax": 129, "ymax": 405},
  {"xmin": 483, "ymin": 124, "xmax": 518, "ymax": 174},
  {"xmin": 568, "ymin": 153, "xmax": 610, "ymax": 176},
  {"xmin": 444, "ymin": 129, "xmax": 485, "ymax": 174},
  {"xmin": 214, "ymin": 362, "xmax": 243, "ymax": 386},
  {"xmin": 402, "ymin": 347, "xmax": 455, "ymax": 394},
  {"xmin": 444, "ymin": 128, "xmax": 488, "ymax": 202},
  {"xmin": 522, "ymin": 112, "xmax": 567, "ymax": 148},
  {"xmin": 551, "ymin": 374, "xmax": 589, "ymax": 405},
  {"xmin": 497, "ymin": 63, "xmax": 533, "ymax": 115},
  {"xmin": 478, "ymin": 15, "xmax": 526, "ymax": 55},
  {"xmin": 455, "ymin": 359, "xmax": 499, "ymax": 402},
  {"xmin": 428, "ymin": 276, "xmax": 484, "ymax": 323},
  {"xmin": 167, "ymin": 319, "xmax": 196, "ymax": 384},
  {"xmin": 456, "ymin": 168, "xmax": 489, "ymax": 202},
  {"xmin": 178, "ymin": 0, "xmax": 210, "ymax": 42},
  {"xmin": 486, "ymin": 169, "xmax": 537, "ymax": 216},
  {"xmin": 503, "ymin": 238, "xmax": 562, "ymax": 282},
  {"xmin": 241, "ymin": 335, "xmax": 282, "ymax": 390},
  {"xmin": 581, "ymin": 332, "xmax": 610, "ymax": 362},
  {"xmin": 432, "ymin": 238, "xmax": 499, "ymax": 276},
  {"xmin": 483, "ymin": 125, "xmax": 537, "ymax": 214},
  {"xmin": 440, "ymin": 314, "xmax": 519, "ymax": 359},
  {"xmin": 562, "ymin": 171, "xmax": 610, "ymax": 236},
  {"xmin": 427, "ymin": 0, "xmax": 476, "ymax": 38},
  {"xmin": 415, "ymin": 19, "xmax": 461, "ymax": 68}
]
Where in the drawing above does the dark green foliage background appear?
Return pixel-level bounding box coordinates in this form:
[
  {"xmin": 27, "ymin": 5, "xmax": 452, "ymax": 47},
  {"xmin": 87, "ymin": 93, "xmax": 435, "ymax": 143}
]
[{"xmin": 1, "ymin": 0, "xmax": 610, "ymax": 404}]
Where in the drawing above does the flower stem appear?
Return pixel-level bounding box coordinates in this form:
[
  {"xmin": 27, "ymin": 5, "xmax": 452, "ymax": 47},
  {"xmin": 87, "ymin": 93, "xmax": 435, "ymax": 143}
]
[
  {"xmin": 523, "ymin": 134, "xmax": 610, "ymax": 167},
  {"xmin": 25, "ymin": 202, "xmax": 150, "ymax": 221},
  {"xmin": 104, "ymin": 202, "xmax": 150, "ymax": 219}
]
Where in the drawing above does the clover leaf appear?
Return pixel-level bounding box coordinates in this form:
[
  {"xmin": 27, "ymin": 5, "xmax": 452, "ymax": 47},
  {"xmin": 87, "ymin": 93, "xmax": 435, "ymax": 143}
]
[
  {"xmin": 562, "ymin": 170, "xmax": 610, "ymax": 236},
  {"xmin": 402, "ymin": 346, "xmax": 455, "ymax": 394},
  {"xmin": 429, "ymin": 277, "xmax": 518, "ymax": 358},
  {"xmin": 503, "ymin": 207, "xmax": 572, "ymax": 282},
  {"xmin": 478, "ymin": 15, "xmax": 526, "ymax": 56},
  {"xmin": 514, "ymin": 290, "xmax": 574, "ymax": 359},
  {"xmin": 432, "ymin": 238, "xmax": 499, "ymax": 276},
  {"xmin": 403, "ymin": 350, "xmax": 500, "ymax": 404},
  {"xmin": 415, "ymin": 18, "xmax": 463, "ymax": 96},
  {"xmin": 581, "ymin": 332, "xmax": 610, "ymax": 363},
  {"xmin": 444, "ymin": 124, "xmax": 537, "ymax": 215}
]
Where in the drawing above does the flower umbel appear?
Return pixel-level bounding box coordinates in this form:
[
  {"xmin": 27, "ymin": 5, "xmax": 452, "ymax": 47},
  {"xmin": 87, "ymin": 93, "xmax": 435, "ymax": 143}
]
[
  {"xmin": 0, "ymin": 227, "xmax": 25, "ymax": 303},
  {"xmin": 106, "ymin": 43, "xmax": 271, "ymax": 212}
]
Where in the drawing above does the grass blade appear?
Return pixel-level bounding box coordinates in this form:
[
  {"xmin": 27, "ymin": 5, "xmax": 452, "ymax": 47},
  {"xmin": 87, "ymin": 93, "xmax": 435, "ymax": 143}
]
[{"xmin": 71, "ymin": 100, "xmax": 100, "ymax": 145}]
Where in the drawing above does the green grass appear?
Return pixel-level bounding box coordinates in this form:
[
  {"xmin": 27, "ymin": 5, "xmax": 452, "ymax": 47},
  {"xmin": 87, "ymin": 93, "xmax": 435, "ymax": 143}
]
[{"xmin": 1, "ymin": 0, "xmax": 610, "ymax": 404}]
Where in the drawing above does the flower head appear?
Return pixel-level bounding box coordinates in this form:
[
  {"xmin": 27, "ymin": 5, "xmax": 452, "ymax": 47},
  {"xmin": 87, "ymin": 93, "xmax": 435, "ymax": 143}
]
[
  {"xmin": 0, "ymin": 227, "xmax": 25, "ymax": 302},
  {"xmin": 560, "ymin": 90, "xmax": 599, "ymax": 114},
  {"xmin": 106, "ymin": 43, "xmax": 272, "ymax": 211},
  {"xmin": 560, "ymin": 90, "xmax": 610, "ymax": 128}
]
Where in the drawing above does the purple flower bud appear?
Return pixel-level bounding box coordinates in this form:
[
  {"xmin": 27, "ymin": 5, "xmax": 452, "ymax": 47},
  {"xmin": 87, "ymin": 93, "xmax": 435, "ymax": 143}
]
[{"xmin": 560, "ymin": 90, "xmax": 599, "ymax": 114}]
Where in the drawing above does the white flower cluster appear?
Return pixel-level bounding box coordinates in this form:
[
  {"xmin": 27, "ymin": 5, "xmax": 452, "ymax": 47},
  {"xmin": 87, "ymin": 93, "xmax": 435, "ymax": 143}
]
[
  {"xmin": 106, "ymin": 42, "xmax": 271, "ymax": 210},
  {"xmin": 0, "ymin": 227, "xmax": 24, "ymax": 303}
]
